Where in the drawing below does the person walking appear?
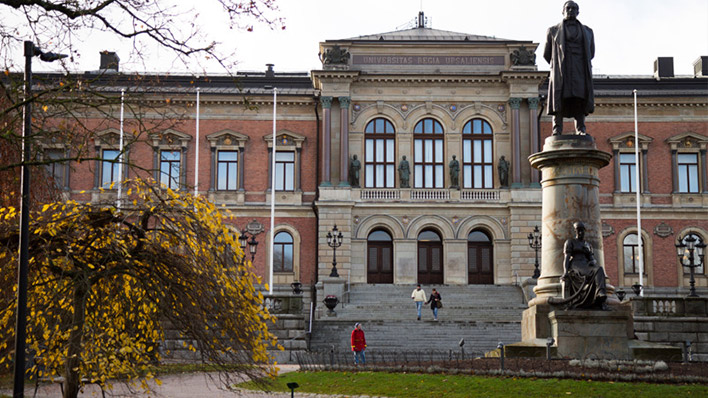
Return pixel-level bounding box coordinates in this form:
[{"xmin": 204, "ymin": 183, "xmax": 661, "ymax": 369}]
[
  {"xmin": 426, "ymin": 288, "xmax": 442, "ymax": 321},
  {"xmin": 351, "ymin": 323, "xmax": 367, "ymax": 365},
  {"xmin": 411, "ymin": 284, "xmax": 427, "ymax": 320}
]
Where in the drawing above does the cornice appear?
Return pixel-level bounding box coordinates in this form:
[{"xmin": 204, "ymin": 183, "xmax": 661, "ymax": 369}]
[{"xmin": 356, "ymin": 75, "xmax": 504, "ymax": 84}]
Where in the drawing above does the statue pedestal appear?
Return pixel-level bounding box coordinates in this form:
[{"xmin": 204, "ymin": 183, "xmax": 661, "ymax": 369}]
[
  {"xmin": 550, "ymin": 307, "xmax": 633, "ymax": 359},
  {"xmin": 528, "ymin": 135, "xmax": 612, "ymax": 303}
]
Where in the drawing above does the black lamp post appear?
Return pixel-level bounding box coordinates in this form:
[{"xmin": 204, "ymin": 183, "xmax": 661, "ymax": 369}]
[
  {"xmin": 14, "ymin": 41, "xmax": 67, "ymax": 397},
  {"xmin": 528, "ymin": 225, "xmax": 542, "ymax": 279},
  {"xmin": 676, "ymin": 234, "xmax": 705, "ymax": 298},
  {"xmin": 326, "ymin": 224, "xmax": 343, "ymax": 277},
  {"xmin": 238, "ymin": 231, "xmax": 258, "ymax": 265}
]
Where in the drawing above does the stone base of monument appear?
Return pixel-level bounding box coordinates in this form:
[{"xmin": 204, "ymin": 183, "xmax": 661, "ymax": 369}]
[{"xmin": 500, "ymin": 302, "xmax": 682, "ymax": 360}]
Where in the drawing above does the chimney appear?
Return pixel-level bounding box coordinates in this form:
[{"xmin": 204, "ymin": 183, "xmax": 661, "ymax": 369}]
[
  {"xmin": 265, "ymin": 63, "xmax": 275, "ymax": 78},
  {"xmin": 653, "ymin": 57, "xmax": 674, "ymax": 79},
  {"xmin": 100, "ymin": 51, "xmax": 120, "ymax": 72},
  {"xmin": 693, "ymin": 56, "xmax": 708, "ymax": 77}
]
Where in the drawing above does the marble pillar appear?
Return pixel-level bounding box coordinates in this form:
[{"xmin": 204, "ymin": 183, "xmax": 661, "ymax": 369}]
[
  {"xmin": 509, "ymin": 97, "xmax": 522, "ymax": 187},
  {"xmin": 527, "ymin": 97, "xmax": 541, "ymax": 187},
  {"xmin": 339, "ymin": 96, "xmax": 350, "ymax": 186},
  {"xmin": 321, "ymin": 96, "xmax": 332, "ymax": 186},
  {"xmin": 528, "ymin": 135, "xmax": 612, "ymax": 302}
]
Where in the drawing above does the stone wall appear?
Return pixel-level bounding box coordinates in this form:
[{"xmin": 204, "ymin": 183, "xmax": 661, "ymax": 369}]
[{"xmin": 631, "ymin": 297, "xmax": 708, "ymax": 361}]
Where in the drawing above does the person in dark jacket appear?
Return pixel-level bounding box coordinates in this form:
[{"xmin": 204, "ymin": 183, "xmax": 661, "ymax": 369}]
[
  {"xmin": 426, "ymin": 288, "xmax": 442, "ymax": 321},
  {"xmin": 351, "ymin": 323, "xmax": 367, "ymax": 365}
]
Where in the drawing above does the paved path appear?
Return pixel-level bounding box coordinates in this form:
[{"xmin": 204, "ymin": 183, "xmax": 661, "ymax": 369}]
[{"xmin": 2, "ymin": 365, "xmax": 384, "ymax": 397}]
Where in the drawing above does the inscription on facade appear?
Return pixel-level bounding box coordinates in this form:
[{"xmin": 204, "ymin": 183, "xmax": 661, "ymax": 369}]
[{"xmin": 352, "ymin": 55, "xmax": 505, "ymax": 66}]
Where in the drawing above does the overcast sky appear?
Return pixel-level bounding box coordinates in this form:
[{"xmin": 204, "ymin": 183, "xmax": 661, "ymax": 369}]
[{"xmin": 29, "ymin": 0, "xmax": 708, "ymax": 76}]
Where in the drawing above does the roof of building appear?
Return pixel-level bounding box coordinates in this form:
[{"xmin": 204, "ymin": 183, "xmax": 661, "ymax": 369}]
[{"xmin": 337, "ymin": 26, "xmax": 516, "ymax": 43}]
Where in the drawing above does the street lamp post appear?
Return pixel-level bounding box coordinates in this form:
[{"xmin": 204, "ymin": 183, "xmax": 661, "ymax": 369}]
[
  {"xmin": 14, "ymin": 41, "xmax": 67, "ymax": 397},
  {"xmin": 527, "ymin": 226, "xmax": 542, "ymax": 279},
  {"xmin": 326, "ymin": 225, "xmax": 343, "ymax": 277},
  {"xmin": 676, "ymin": 234, "xmax": 705, "ymax": 298},
  {"xmin": 238, "ymin": 231, "xmax": 258, "ymax": 265}
]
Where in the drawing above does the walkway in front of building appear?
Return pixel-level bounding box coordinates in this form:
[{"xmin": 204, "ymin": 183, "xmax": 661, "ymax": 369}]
[{"xmin": 4, "ymin": 364, "xmax": 385, "ymax": 398}]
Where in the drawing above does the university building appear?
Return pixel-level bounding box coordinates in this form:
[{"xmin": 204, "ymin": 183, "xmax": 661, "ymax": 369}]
[{"xmin": 36, "ymin": 15, "xmax": 707, "ymax": 334}]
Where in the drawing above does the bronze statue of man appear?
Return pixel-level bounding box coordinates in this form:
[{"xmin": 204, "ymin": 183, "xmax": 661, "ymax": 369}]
[{"xmin": 544, "ymin": 1, "xmax": 595, "ymax": 135}]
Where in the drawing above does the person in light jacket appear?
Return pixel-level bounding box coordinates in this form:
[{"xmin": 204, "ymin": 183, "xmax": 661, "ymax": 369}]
[{"xmin": 411, "ymin": 284, "xmax": 427, "ymax": 320}]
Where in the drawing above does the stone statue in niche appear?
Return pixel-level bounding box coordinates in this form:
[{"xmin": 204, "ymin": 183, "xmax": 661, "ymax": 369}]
[
  {"xmin": 498, "ymin": 155, "xmax": 510, "ymax": 187},
  {"xmin": 449, "ymin": 155, "xmax": 460, "ymax": 188},
  {"xmin": 544, "ymin": 1, "xmax": 595, "ymax": 136},
  {"xmin": 553, "ymin": 222, "xmax": 608, "ymax": 310},
  {"xmin": 398, "ymin": 155, "xmax": 410, "ymax": 188},
  {"xmin": 349, "ymin": 155, "xmax": 361, "ymax": 187}
]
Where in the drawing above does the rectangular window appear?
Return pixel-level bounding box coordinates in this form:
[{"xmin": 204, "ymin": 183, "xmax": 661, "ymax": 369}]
[
  {"xmin": 275, "ymin": 151, "xmax": 295, "ymax": 191},
  {"xmin": 101, "ymin": 149, "xmax": 120, "ymax": 188},
  {"xmin": 414, "ymin": 138, "xmax": 444, "ymax": 188},
  {"xmin": 619, "ymin": 153, "xmax": 638, "ymax": 193},
  {"xmin": 217, "ymin": 151, "xmax": 238, "ymax": 190},
  {"xmin": 160, "ymin": 150, "xmax": 181, "ymax": 190},
  {"xmin": 463, "ymin": 138, "xmax": 493, "ymax": 189},
  {"xmin": 45, "ymin": 149, "xmax": 66, "ymax": 188},
  {"xmin": 677, "ymin": 153, "xmax": 699, "ymax": 193},
  {"xmin": 364, "ymin": 138, "xmax": 395, "ymax": 188}
]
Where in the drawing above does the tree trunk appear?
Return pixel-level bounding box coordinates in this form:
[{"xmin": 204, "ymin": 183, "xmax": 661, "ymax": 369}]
[{"xmin": 64, "ymin": 281, "xmax": 88, "ymax": 398}]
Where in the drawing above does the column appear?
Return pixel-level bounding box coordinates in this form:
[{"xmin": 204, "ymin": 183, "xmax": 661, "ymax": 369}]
[
  {"xmin": 509, "ymin": 97, "xmax": 522, "ymax": 187},
  {"xmin": 671, "ymin": 149, "xmax": 678, "ymax": 193},
  {"xmin": 612, "ymin": 149, "xmax": 620, "ymax": 193},
  {"xmin": 238, "ymin": 147, "xmax": 245, "ymax": 191},
  {"xmin": 701, "ymin": 149, "xmax": 708, "ymax": 193},
  {"xmin": 641, "ymin": 148, "xmax": 650, "ymax": 194},
  {"xmin": 339, "ymin": 96, "xmax": 351, "ymax": 186},
  {"xmin": 209, "ymin": 146, "xmax": 216, "ymax": 192},
  {"xmin": 527, "ymin": 97, "xmax": 541, "ymax": 187},
  {"xmin": 321, "ymin": 96, "xmax": 333, "ymax": 186}
]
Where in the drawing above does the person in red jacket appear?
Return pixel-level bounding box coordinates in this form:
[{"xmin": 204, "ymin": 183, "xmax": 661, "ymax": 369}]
[{"xmin": 351, "ymin": 322, "xmax": 366, "ymax": 365}]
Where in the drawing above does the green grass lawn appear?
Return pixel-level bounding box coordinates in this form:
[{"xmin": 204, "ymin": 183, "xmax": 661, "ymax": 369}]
[{"xmin": 240, "ymin": 371, "xmax": 708, "ymax": 398}]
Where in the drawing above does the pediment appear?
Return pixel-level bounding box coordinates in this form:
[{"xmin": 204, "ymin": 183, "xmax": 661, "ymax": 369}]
[
  {"xmin": 608, "ymin": 131, "xmax": 653, "ymax": 150},
  {"xmin": 206, "ymin": 129, "xmax": 249, "ymax": 147},
  {"xmin": 264, "ymin": 129, "xmax": 306, "ymax": 148},
  {"xmin": 666, "ymin": 132, "xmax": 708, "ymax": 150},
  {"xmin": 94, "ymin": 128, "xmax": 122, "ymax": 146},
  {"xmin": 149, "ymin": 128, "xmax": 192, "ymax": 148}
]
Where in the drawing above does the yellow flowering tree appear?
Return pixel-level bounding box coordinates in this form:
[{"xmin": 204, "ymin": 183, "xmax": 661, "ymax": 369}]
[{"xmin": 0, "ymin": 179, "xmax": 279, "ymax": 398}]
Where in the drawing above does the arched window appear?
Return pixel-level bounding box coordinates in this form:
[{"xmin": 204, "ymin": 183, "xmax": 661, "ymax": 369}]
[
  {"xmin": 462, "ymin": 119, "xmax": 493, "ymax": 189},
  {"xmin": 622, "ymin": 233, "xmax": 646, "ymax": 274},
  {"xmin": 273, "ymin": 231, "xmax": 294, "ymax": 272},
  {"xmin": 367, "ymin": 229, "xmax": 393, "ymax": 283},
  {"xmin": 468, "ymin": 230, "xmax": 493, "ymax": 284},
  {"xmin": 413, "ymin": 118, "xmax": 444, "ymax": 188},
  {"xmin": 364, "ymin": 118, "xmax": 396, "ymax": 188},
  {"xmin": 417, "ymin": 229, "xmax": 443, "ymax": 284},
  {"xmin": 680, "ymin": 233, "xmax": 705, "ymax": 275}
]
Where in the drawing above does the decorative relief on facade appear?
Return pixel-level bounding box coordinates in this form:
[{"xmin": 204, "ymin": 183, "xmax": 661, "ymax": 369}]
[
  {"xmin": 320, "ymin": 45, "xmax": 350, "ymax": 66},
  {"xmin": 510, "ymin": 45, "xmax": 536, "ymax": 66},
  {"xmin": 354, "ymin": 215, "xmax": 360, "ymax": 224},
  {"xmin": 245, "ymin": 219, "xmax": 265, "ymax": 236},
  {"xmin": 402, "ymin": 215, "xmax": 409, "ymax": 225},
  {"xmin": 654, "ymin": 222, "xmax": 673, "ymax": 238},
  {"xmin": 449, "ymin": 104, "xmax": 457, "ymax": 113},
  {"xmin": 601, "ymin": 222, "xmax": 614, "ymax": 238},
  {"xmin": 400, "ymin": 104, "xmax": 408, "ymax": 112},
  {"xmin": 353, "ymin": 103, "xmax": 361, "ymax": 112}
]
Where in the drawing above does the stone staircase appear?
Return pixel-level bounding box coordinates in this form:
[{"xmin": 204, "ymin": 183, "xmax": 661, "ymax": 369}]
[{"xmin": 310, "ymin": 284, "xmax": 526, "ymax": 354}]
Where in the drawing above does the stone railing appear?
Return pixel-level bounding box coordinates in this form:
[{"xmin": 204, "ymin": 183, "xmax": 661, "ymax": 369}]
[
  {"xmin": 411, "ymin": 189, "xmax": 450, "ymax": 200},
  {"xmin": 461, "ymin": 189, "xmax": 500, "ymax": 201},
  {"xmin": 632, "ymin": 296, "xmax": 707, "ymax": 317},
  {"xmin": 360, "ymin": 189, "xmax": 400, "ymax": 200}
]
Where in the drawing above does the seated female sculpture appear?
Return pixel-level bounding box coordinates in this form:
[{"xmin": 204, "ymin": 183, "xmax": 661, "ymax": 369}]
[{"xmin": 559, "ymin": 221, "xmax": 608, "ymax": 310}]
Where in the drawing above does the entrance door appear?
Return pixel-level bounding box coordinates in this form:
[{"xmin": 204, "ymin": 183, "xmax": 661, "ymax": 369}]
[
  {"xmin": 468, "ymin": 230, "xmax": 493, "ymax": 284},
  {"xmin": 367, "ymin": 230, "xmax": 393, "ymax": 283},
  {"xmin": 417, "ymin": 230, "xmax": 443, "ymax": 284}
]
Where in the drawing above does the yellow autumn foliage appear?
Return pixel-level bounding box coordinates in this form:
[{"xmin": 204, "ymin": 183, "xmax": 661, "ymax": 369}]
[{"xmin": 0, "ymin": 178, "xmax": 279, "ymax": 396}]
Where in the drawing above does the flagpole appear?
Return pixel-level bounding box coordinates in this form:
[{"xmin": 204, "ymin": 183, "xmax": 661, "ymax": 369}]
[
  {"xmin": 194, "ymin": 88, "xmax": 200, "ymax": 197},
  {"xmin": 117, "ymin": 89, "xmax": 125, "ymax": 208},
  {"xmin": 269, "ymin": 87, "xmax": 277, "ymax": 295},
  {"xmin": 633, "ymin": 89, "xmax": 644, "ymax": 295}
]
